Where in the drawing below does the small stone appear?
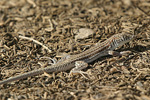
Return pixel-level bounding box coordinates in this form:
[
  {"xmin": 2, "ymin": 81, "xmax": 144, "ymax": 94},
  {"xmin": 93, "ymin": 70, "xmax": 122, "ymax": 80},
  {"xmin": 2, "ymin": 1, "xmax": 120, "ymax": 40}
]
[{"xmin": 74, "ymin": 28, "xmax": 94, "ymax": 40}]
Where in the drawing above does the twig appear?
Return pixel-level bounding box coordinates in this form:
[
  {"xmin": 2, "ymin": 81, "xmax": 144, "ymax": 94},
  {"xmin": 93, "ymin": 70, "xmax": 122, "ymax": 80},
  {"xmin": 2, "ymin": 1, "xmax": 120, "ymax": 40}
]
[
  {"xmin": 48, "ymin": 19, "xmax": 54, "ymax": 32},
  {"xmin": 19, "ymin": 35, "xmax": 52, "ymax": 53}
]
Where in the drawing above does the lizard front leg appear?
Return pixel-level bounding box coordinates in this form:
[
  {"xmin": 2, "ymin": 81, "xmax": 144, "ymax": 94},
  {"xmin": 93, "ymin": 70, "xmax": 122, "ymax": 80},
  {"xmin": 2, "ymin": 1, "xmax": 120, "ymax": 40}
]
[{"xmin": 108, "ymin": 50, "xmax": 132, "ymax": 56}]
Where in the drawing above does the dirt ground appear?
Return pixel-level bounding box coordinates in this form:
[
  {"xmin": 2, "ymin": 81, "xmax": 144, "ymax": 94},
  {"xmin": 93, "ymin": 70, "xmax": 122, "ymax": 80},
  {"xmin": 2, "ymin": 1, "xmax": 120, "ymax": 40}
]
[{"xmin": 0, "ymin": 0, "xmax": 150, "ymax": 100}]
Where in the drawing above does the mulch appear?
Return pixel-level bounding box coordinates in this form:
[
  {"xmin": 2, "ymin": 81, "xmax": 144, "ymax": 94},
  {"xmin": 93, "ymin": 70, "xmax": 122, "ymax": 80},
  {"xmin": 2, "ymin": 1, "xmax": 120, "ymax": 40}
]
[{"xmin": 0, "ymin": 0, "xmax": 150, "ymax": 100}]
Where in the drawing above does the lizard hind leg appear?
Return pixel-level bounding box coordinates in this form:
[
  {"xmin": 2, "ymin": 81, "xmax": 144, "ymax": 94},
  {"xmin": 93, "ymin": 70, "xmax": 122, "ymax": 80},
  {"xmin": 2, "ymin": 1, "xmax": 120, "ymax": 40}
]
[
  {"xmin": 69, "ymin": 61, "xmax": 89, "ymax": 79},
  {"xmin": 39, "ymin": 57, "xmax": 58, "ymax": 65},
  {"xmin": 39, "ymin": 54, "xmax": 71, "ymax": 65}
]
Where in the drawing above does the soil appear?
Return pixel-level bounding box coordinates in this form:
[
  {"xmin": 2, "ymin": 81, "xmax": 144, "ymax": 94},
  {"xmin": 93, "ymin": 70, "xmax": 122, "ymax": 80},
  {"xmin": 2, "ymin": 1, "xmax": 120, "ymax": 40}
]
[{"xmin": 0, "ymin": 0, "xmax": 150, "ymax": 100}]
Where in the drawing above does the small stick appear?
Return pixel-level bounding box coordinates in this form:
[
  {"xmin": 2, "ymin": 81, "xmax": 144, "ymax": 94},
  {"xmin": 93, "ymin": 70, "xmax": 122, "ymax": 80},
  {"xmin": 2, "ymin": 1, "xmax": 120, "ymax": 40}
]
[
  {"xmin": 19, "ymin": 35, "xmax": 52, "ymax": 53},
  {"xmin": 48, "ymin": 19, "xmax": 54, "ymax": 32}
]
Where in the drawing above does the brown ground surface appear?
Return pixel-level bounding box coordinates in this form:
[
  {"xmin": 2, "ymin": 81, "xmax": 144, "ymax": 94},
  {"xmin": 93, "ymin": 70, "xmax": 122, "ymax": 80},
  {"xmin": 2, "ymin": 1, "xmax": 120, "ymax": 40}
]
[{"xmin": 0, "ymin": 0, "xmax": 150, "ymax": 100}]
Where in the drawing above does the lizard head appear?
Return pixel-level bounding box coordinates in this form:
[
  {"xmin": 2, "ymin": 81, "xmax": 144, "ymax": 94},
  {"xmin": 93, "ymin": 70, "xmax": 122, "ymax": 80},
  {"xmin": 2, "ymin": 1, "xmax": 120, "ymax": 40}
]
[{"xmin": 111, "ymin": 32, "xmax": 134, "ymax": 48}]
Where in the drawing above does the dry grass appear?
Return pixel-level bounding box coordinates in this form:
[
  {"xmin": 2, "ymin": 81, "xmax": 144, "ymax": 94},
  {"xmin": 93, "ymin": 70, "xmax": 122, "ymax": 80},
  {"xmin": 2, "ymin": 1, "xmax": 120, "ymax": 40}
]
[{"xmin": 0, "ymin": 0, "xmax": 150, "ymax": 99}]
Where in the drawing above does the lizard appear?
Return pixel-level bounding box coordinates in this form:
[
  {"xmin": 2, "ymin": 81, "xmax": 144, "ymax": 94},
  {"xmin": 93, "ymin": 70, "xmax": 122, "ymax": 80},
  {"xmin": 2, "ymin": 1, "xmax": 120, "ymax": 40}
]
[{"xmin": 0, "ymin": 31, "xmax": 136, "ymax": 85}]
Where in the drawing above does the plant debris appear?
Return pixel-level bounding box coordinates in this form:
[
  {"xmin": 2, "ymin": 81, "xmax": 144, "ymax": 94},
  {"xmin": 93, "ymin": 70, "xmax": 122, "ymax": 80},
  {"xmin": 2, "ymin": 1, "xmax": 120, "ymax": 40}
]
[{"xmin": 0, "ymin": 0, "xmax": 150, "ymax": 100}]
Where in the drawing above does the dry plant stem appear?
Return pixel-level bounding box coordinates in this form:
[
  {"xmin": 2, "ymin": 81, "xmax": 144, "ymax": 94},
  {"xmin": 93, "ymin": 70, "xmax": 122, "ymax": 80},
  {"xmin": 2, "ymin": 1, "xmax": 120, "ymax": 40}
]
[
  {"xmin": 48, "ymin": 19, "xmax": 54, "ymax": 31},
  {"xmin": 19, "ymin": 35, "xmax": 52, "ymax": 53}
]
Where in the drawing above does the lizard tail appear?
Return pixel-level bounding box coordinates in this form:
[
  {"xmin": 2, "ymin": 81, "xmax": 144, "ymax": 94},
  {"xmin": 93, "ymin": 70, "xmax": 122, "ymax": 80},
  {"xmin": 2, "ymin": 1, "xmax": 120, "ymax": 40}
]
[{"xmin": 0, "ymin": 68, "xmax": 44, "ymax": 85}]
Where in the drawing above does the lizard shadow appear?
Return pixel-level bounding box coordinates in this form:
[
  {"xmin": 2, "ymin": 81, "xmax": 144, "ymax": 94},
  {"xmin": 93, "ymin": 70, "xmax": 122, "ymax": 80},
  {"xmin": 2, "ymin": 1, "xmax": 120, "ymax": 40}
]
[
  {"xmin": 132, "ymin": 45, "xmax": 150, "ymax": 52},
  {"xmin": 86, "ymin": 44, "xmax": 150, "ymax": 70},
  {"xmin": 122, "ymin": 45, "xmax": 150, "ymax": 53}
]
